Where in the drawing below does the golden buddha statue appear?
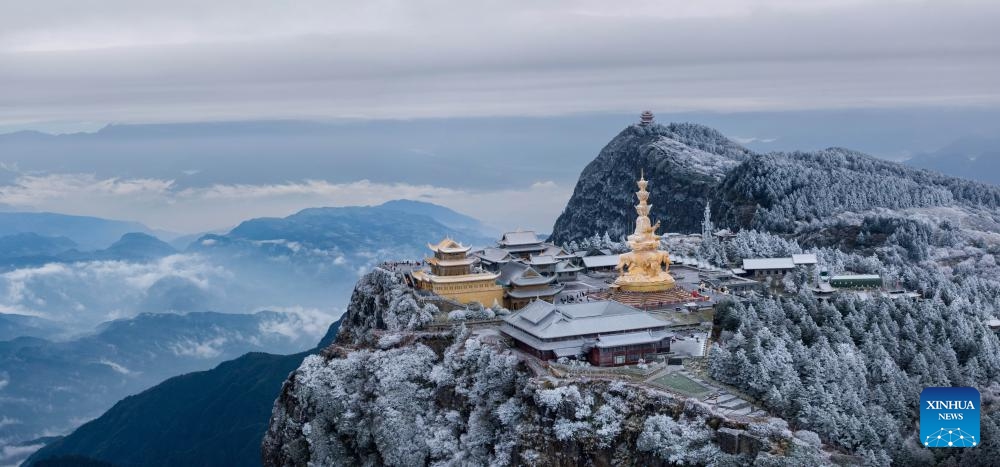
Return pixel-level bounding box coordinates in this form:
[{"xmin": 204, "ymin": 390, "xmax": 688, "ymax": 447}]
[{"xmin": 613, "ymin": 171, "xmax": 676, "ymax": 292}]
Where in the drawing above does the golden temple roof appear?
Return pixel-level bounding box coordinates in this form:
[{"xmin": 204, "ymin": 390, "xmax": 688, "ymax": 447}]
[
  {"xmin": 411, "ymin": 269, "xmax": 500, "ymax": 283},
  {"xmin": 428, "ymin": 237, "xmax": 471, "ymax": 253}
]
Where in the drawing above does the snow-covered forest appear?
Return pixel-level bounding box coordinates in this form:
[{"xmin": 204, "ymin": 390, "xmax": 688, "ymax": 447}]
[
  {"xmin": 707, "ymin": 225, "xmax": 1000, "ymax": 465},
  {"xmin": 723, "ymin": 147, "xmax": 1000, "ymax": 233},
  {"xmin": 264, "ymin": 297, "xmax": 829, "ymax": 466}
]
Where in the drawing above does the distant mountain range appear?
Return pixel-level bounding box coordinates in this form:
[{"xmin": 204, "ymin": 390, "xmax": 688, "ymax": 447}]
[
  {"xmin": 192, "ymin": 200, "xmax": 495, "ymax": 268},
  {"xmin": 0, "ymin": 212, "xmax": 158, "ymax": 250},
  {"xmin": 223, "ymin": 199, "xmax": 494, "ymax": 250},
  {"xmin": 0, "ymin": 310, "xmax": 330, "ymax": 464},
  {"xmin": 377, "ymin": 199, "xmax": 497, "ymax": 236},
  {"xmin": 0, "ymin": 313, "xmax": 66, "ymax": 341},
  {"xmin": 0, "ymin": 199, "xmax": 488, "ymax": 272},
  {"xmin": 23, "ymin": 319, "xmax": 342, "ymax": 467},
  {"xmin": 906, "ymin": 134, "xmax": 1000, "ymax": 186},
  {"xmin": 0, "ymin": 232, "xmax": 177, "ymax": 270},
  {"xmin": 0, "ymin": 200, "xmax": 491, "ymax": 329}
]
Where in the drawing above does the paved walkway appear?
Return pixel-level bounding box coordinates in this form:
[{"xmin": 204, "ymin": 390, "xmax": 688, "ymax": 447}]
[{"xmin": 645, "ymin": 365, "xmax": 768, "ymax": 418}]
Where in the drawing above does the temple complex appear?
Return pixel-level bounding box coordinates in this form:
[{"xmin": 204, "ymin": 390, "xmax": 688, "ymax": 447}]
[
  {"xmin": 406, "ymin": 170, "xmax": 719, "ymax": 367},
  {"xmin": 613, "ymin": 171, "xmax": 676, "ymax": 292},
  {"xmin": 411, "ymin": 238, "xmax": 504, "ymax": 306}
]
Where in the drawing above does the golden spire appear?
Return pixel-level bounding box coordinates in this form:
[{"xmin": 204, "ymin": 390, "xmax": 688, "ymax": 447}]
[{"xmin": 613, "ymin": 170, "xmax": 675, "ymax": 291}]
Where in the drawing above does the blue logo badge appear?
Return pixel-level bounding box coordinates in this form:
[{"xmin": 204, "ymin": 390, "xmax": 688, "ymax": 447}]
[{"xmin": 920, "ymin": 386, "xmax": 980, "ymax": 448}]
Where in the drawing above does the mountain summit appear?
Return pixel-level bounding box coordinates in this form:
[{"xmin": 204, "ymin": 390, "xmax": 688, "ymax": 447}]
[{"xmin": 548, "ymin": 123, "xmax": 752, "ymax": 244}]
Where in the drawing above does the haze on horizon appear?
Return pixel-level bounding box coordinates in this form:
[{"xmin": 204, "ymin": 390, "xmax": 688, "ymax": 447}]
[{"xmin": 1, "ymin": 0, "xmax": 999, "ymax": 234}]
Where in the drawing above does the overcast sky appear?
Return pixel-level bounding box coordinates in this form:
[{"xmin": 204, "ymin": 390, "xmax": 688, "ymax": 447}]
[
  {"xmin": 3, "ymin": 0, "xmax": 999, "ymax": 128},
  {"xmin": 0, "ymin": 1, "xmax": 998, "ymax": 234}
]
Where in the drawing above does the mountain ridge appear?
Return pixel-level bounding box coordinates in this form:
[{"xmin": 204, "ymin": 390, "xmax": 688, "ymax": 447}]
[
  {"xmin": 1, "ymin": 310, "xmax": 334, "ymax": 464},
  {"xmin": 23, "ymin": 318, "xmax": 342, "ymax": 467},
  {"xmin": 550, "ymin": 122, "xmax": 1000, "ymax": 246},
  {"xmin": 0, "ymin": 212, "xmax": 156, "ymax": 250}
]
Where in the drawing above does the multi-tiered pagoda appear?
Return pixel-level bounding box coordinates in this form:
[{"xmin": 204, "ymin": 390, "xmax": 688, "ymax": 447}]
[
  {"xmin": 639, "ymin": 110, "xmax": 655, "ymax": 126},
  {"xmin": 411, "ymin": 238, "xmax": 504, "ymax": 306}
]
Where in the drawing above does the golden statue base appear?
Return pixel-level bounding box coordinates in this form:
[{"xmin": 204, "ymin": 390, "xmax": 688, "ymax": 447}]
[{"xmin": 612, "ymin": 275, "xmax": 676, "ymax": 292}]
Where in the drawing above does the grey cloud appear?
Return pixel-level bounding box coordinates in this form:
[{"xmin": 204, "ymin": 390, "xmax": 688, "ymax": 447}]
[{"xmin": 1, "ymin": 1, "xmax": 998, "ymax": 126}]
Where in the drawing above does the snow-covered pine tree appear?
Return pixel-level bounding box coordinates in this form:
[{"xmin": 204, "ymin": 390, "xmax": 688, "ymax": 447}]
[{"xmin": 698, "ymin": 202, "xmax": 727, "ymax": 266}]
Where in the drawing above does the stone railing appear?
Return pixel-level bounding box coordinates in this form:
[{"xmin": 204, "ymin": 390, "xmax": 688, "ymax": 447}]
[
  {"xmin": 414, "ymin": 292, "xmax": 466, "ymax": 313},
  {"xmin": 548, "ymin": 361, "xmax": 663, "ymax": 379},
  {"xmin": 424, "ymin": 318, "xmax": 505, "ymax": 332}
]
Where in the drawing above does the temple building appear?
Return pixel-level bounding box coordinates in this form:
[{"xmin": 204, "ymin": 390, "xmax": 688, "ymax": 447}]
[
  {"xmin": 613, "ymin": 172, "xmax": 676, "ymax": 292},
  {"xmin": 554, "ymin": 260, "xmax": 584, "ymax": 282},
  {"xmin": 497, "ymin": 262, "xmax": 564, "ymax": 310},
  {"xmin": 501, "ymin": 300, "xmax": 672, "ymax": 366},
  {"xmin": 740, "ymin": 254, "xmax": 817, "ymax": 280},
  {"xmin": 498, "ymin": 230, "xmax": 548, "ymax": 259},
  {"xmin": 527, "ymin": 254, "xmax": 559, "ymax": 276},
  {"xmin": 475, "ymin": 230, "xmax": 584, "ymax": 283},
  {"xmin": 473, "ymin": 247, "xmax": 514, "ymax": 272},
  {"xmin": 411, "ymin": 238, "xmax": 504, "ymax": 306}
]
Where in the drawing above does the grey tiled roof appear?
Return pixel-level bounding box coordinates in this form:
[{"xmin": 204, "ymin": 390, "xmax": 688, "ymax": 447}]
[
  {"xmin": 499, "ymin": 323, "xmax": 589, "ymax": 355},
  {"xmin": 501, "ymin": 243, "xmax": 547, "ymax": 253},
  {"xmin": 742, "ymin": 257, "xmax": 795, "ymax": 270},
  {"xmin": 512, "ymin": 272, "xmax": 554, "ymax": 287},
  {"xmin": 792, "ymin": 254, "xmax": 818, "ymax": 265},
  {"xmin": 475, "ymin": 247, "xmax": 513, "ymax": 263},
  {"xmin": 528, "ymin": 254, "xmax": 559, "ymax": 265},
  {"xmin": 507, "ymin": 285, "xmax": 564, "ymax": 298},
  {"xmin": 582, "ymin": 254, "xmax": 620, "ymax": 268},
  {"xmin": 556, "ymin": 261, "xmax": 583, "ymax": 273},
  {"xmin": 497, "ymin": 261, "xmax": 530, "ymax": 285},
  {"xmin": 595, "ymin": 330, "xmax": 672, "ymax": 348},
  {"xmin": 500, "ymin": 230, "xmax": 541, "ymax": 246},
  {"xmin": 541, "ymin": 245, "xmax": 568, "ymax": 256},
  {"xmin": 503, "ymin": 300, "xmax": 668, "ymax": 340}
]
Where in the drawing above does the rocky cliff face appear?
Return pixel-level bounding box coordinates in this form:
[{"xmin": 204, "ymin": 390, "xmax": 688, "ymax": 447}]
[
  {"xmin": 333, "ymin": 268, "xmax": 437, "ymax": 345},
  {"xmin": 548, "ymin": 123, "xmax": 752, "ymax": 245},
  {"xmin": 262, "ymin": 269, "xmax": 828, "ymax": 466}
]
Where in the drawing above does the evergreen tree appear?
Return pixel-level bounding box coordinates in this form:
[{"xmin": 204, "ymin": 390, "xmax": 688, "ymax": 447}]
[{"xmin": 697, "ymin": 202, "xmax": 728, "ymax": 266}]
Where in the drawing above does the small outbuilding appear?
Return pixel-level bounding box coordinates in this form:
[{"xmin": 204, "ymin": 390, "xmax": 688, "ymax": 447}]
[{"xmin": 830, "ymin": 274, "xmax": 882, "ymax": 289}]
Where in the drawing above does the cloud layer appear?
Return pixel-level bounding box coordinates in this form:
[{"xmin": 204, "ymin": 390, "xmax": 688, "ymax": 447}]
[
  {"xmin": 0, "ymin": 254, "xmax": 229, "ymax": 324},
  {"xmin": 2, "ymin": 1, "xmax": 998, "ymax": 128},
  {"xmin": 0, "ymin": 172, "xmax": 570, "ymax": 232}
]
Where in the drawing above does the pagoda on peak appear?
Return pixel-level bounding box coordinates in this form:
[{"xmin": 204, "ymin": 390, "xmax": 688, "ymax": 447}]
[
  {"xmin": 612, "ymin": 171, "xmax": 676, "ymax": 292},
  {"xmin": 639, "ymin": 110, "xmax": 655, "ymax": 126},
  {"xmin": 411, "ymin": 237, "xmax": 504, "ymax": 305}
]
